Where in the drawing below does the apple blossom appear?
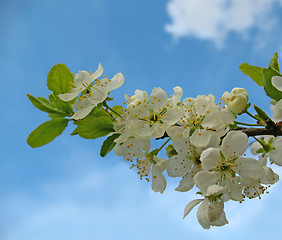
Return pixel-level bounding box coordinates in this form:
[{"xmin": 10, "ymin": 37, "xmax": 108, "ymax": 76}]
[
  {"xmin": 27, "ymin": 54, "xmax": 282, "ymax": 230},
  {"xmin": 222, "ymin": 87, "xmax": 248, "ymax": 114}
]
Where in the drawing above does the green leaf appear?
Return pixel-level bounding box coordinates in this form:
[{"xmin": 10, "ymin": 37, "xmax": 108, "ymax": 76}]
[
  {"xmin": 239, "ymin": 63, "xmax": 265, "ymax": 86},
  {"xmin": 76, "ymin": 109, "xmax": 114, "ymax": 139},
  {"xmin": 48, "ymin": 113, "xmax": 66, "ymax": 119},
  {"xmin": 49, "ymin": 93, "xmax": 74, "ymax": 115},
  {"xmin": 165, "ymin": 144, "xmax": 178, "ymax": 158},
  {"xmin": 100, "ymin": 133, "xmax": 120, "ymax": 157},
  {"xmin": 27, "ymin": 93, "xmax": 67, "ymax": 115},
  {"xmin": 254, "ymin": 105, "xmax": 269, "ymax": 121},
  {"xmin": 70, "ymin": 128, "xmax": 78, "ymax": 135},
  {"xmin": 105, "ymin": 97, "xmax": 114, "ymax": 101},
  {"xmin": 269, "ymin": 52, "xmax": 280, "ymax": 73},
  {"xmin": 110, "ymin": 105, "xmax": 124, "ymax": 118},
  {"xmin": 47, "ymin": 64, "xmax": 74, "ymax": 95},
  {"xmin": 27, "ymin": 118, "xmax": 69, "ymax": 148},
  {"xmin": 262, "ymin": 67, "xmax": 282, "ymax": 101}
]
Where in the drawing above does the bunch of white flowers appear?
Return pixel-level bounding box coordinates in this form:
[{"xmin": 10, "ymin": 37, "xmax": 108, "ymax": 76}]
[
  {"xmin": 58, "ymin": 63, "xmax": 124, "ymax": 120},
  {"xmin": 102, "ymin": 85, "xmax": 279, "ymax": 229},
  {"xmin": 27, "ymin": 56, "xmax": 282, "ymax": 230}
]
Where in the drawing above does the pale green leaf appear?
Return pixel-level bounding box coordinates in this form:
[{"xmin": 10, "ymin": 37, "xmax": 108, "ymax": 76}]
[
  {"xmin": 100, "ymin": 133, "xmax": 120, "ymax": 157},
  {"xmin": 166, "ymin": 144, "xmax": 178, "ymax": 158},
  {"xmin": 269, "ymin": 52, "xmax": 280, "ymax": 72},
  {"xmin": 49, "ymin": 93, "xmax": 74, "ymax": 116},
  {"xmin": 76, "ymin": 109, "xmax": 114, "ymax": 139},
  {"xmin": 262, "ymin": 67, "xmax": 282, "ymax": 101},
  {"xmin": 27, "ymin": 118, "xmax": 69, "ymax": 148},
  {"xmin": 27, "ymin": 93, "xmax": 67, "ymax": 115},
  {"xmin": 110, "ymin": 105, "xmax": 124, "ymax": 118},
  {"xmin": 239, "ymin": 63, "xmax": 265, "ymax": 86},
  {"xmin": 47, "ymin": 64, "xmax": 74, "ymax": 95}
]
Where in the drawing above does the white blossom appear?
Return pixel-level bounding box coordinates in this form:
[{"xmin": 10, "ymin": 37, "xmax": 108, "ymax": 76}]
[
  {"xmin": 183, "ymin": 185, "xmax": 228, "ymax": 229},
  {"xmin": 113, "ymin": 137, "xmax": 167, "ymax": 193},
  {"xmin": 125, "ymin": 87, "xmax": 182, "ymax": 138},
  {"xmin": 71, "ymin": 72, "xmax": 124, "ymax": 120},
  {"xmin": 222, "ymin": 87, "xmax": 248, "ymax": 114},
  {"xmin": 194, "ymin": 131, "xmax": 265, "ymax": 201},
  {"xmin": 168, "ymin": 94, "xmax": 234, "ymax": 147},
  {"xmin": 58, "ymin": 63, "xmax": 103, "ymax": 102},
  {"xmin": 251, "ymin": 136, "xmax": 282, "ymax": 166},
  {"xmin": 166, "ymin": 135, "xmax": 219, "ymax": 192}
]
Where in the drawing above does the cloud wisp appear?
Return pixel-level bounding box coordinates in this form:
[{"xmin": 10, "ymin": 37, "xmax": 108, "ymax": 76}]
[{"xmin": 165, "ymin": 0, "xmax": 280, "ymax": 48}]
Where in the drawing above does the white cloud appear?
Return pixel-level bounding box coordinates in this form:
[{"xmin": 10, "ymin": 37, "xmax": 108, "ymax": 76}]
[{"xmin": 165, "ymin": 0, "xmax": 279, "ymax": 47}]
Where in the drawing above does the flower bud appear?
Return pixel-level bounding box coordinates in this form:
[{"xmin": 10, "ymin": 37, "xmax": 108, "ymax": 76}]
[{"xmin": 222, "ymin": 88, "xmax": 248, "ymax": 114}]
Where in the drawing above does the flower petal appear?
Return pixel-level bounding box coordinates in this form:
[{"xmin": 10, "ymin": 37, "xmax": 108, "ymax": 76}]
[
  {"xmin": 208, "ymin": 200, "xmax": 224, "ymax": 222},
  {"xmin": 269, "ymin": 137, "xmax": 282, "ymax": 166},
  {"xmin": 206, "ymin": 185, "xmax": 226, "ymax": 197},
  {"xmin": 151, "ymin": 166, "xmax": 166, "ymax": 193},
  {"xmin": 260, "ymin": 167, "xmax": 279, "ymax": 184},
  {"xmin": 128, "ymin": 120, "xmax": 150, "ymax": 137},
  {"xmin": 161, "ymin": 107, "xmax": 181, "ymax": 126},
  {"xmin": 200, "ymin": 148, "xmax": 221, "ymax": 171},
  {"xmin": 148, "ymin": 87, "xmax": 167, "ymax": 111},
  {"xmin": 194, "ymin": 171, "xmax": 220, "ymax": 195},
  {"xmin": 166, "ymin": 154, "xmax": 192, "ymax": 177},
  {"xmin": 91, "ymin": 63, "xmax": 104, "ymax": 80},
  {"xmin": 250, "ymin": 141, "xmax": 262, "ymax": 155},
  {"xmin": 107, "ymin": 72, "xmax": 124, "ymax": 91},
  {"xmin": 210, "ymin": 211, "xmax": 228, "ymax": 227},
  {"xmin": 172, "ymin": 86, "xmax": 183, "ymax": 104},
  {"xmin": 58, "ymin": 89, "xmax": 81, "ymax": 102},
  {"xmin": 272, "ymin": 76, "xmax": 282, "ymax": 91},
  {"xmin": 74, "ymin": 71, "xmax": 93, "ymax": 86},
  {"xmin": 197, "ymin": 199, "xmax": 211, "ymax": 229},
  {"xmin": 223, "ymin": 178, "xmax": 243, "ymax": 201},
  {"xmin": 89, "ymin": 86, "xmax": 108, "ymax": 102},
  {"xmin": 176, "ymin": 174, "xmax": 195, "ymax": 192},
  {"xmin": 233, "ymin": 157, "xmax": 265, "ymax": 180},
  {"xmin": 221, "ymin": 131, "xmax": 248, "ymax": 159},
  {"xmin": 190, "ymin": 129, "xmax": 211, "ymax": 148},
  {"xmin": 72, "ymin": 104, "xmax": 95, "ymax": 120},
  {"xmin": 183, "ymin": 199, "xmax": 203, "ymax": 219},
  {"xmin": 148, "ymin": 121, "xmax": 166, "ymax": 139}
]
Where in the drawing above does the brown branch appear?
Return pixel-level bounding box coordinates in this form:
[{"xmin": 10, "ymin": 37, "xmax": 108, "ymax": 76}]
[
  {"xmin": 156, "ymin": 124, "xmax": 282, "ymax": 140},
  {"xmin": 236, "ymin": 126, "xmax": 282, "ymax": 137}
]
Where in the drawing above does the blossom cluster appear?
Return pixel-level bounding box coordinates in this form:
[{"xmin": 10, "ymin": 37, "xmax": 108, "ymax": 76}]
[
  {"xmin": 27, "ymin": 59, "xmax": 282, "ymax": 230},
  {"xmin": 103, "ymin": 86, "xmax": 279, "ymax": 229}
]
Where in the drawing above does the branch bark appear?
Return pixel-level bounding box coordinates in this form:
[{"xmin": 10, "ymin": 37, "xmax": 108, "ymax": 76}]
[{"xmin": 235, "ymin": 127, "xmax": 282, "ymax": 137}]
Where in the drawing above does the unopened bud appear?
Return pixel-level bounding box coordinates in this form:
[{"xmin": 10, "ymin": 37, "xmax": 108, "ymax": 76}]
[{"xmin": 222, "ymin": 88, "xmax": 248, "ymax": 114}]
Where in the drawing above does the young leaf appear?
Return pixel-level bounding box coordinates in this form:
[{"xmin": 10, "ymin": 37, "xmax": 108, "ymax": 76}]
[
  {"xmin": 47, "ymin": 64, "xmax": 74, "ymax": 95},
  {"xmin": 239, "ymin": 63, "xmax": 265, "ymax": 86},
  {"xmin": 110, "ymin": 105, "xmax": 124, "ymax": 118},
  {"xmin": 100, "ymin": 133, "xmax": 120, "ymax": 157},
  {"xmin": 254, "ymin": 105, "xmax": 269, "ymax": 121},
  {"xmin": 49, "ymin": 93, "xmax": 74, "ymax": 115},
  {"xmin": 27, "ymin": 93, "xmax": 67, "ymax": 115},
  {"xmin": 269, "ymin": 52, "xmax": 280, "ymax": 73},
  {"xmin": 76, "ymin": 109, "xmax": 114, "ymax": 139},
  {"xmin": 166, "ymin": 144, "xmax": 178, "ymax": 158},
  {"xmin": 27, "ymin": 118, "xmax": 69, "ymax": 148},
  {"xmin": 262, "ymin": 67, "xmax": 282, "ymax": 101}
]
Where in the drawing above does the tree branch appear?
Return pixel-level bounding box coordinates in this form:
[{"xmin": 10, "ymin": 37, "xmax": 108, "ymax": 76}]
[{"xmin": 236, "ymin": 126, "xmax": 282, "ymax": 137}]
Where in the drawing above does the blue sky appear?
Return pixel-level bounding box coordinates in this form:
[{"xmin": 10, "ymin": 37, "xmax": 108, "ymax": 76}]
[{"xmin": 1, "ymin": 0, "xmax": 282, "ymax": 239}]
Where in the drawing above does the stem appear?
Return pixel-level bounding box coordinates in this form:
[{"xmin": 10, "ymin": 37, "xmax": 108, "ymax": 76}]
[
  {"xmin": 246, "ymin": 110, "xmax": 260, "ymax": 121},
  {"xmin": 103, "ymin": 101, "xmax": 122, "ymax": 118},
  {"xmin": 252, "ymin": 136, "xmax": 265, "ymax": 148},
  {"xmin": 157, "ymin": 137, "xmax": 171, "ymax": 153},
  {"xmin": 235, "ymin": 121, "xmax": 263, "ymax": 127}
]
